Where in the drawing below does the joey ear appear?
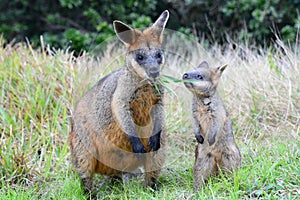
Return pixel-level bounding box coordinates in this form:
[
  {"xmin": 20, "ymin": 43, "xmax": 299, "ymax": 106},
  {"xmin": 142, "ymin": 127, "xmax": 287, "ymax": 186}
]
[
  {"xmin": 113, "ymin": 20, "xmax": 136, "ymax": 45},
  {"xmin": 197, "ymin": 61, "xmax": 209, "ymax": 69},
  {"xmin": 151, "ymin": 10, "xmax": 169, "ymax": 42},
  {"xmin": 216, "ymin": 64, "xmax": 228, "ymax": 75}
]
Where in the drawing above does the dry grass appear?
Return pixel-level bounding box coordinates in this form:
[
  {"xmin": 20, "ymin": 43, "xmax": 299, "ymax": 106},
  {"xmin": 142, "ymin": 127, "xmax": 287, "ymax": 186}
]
[{"xmin": 0, "ymin": 31, "xmax": 299, "ymax": 199}]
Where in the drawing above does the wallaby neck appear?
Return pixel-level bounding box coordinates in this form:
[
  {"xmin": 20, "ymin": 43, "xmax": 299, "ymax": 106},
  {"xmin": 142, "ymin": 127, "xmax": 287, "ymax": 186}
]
[
  {"xmin": 124, "ymin": 66, "xmax": 144, "ymax": 82},
  {"xmin": 123, "ymin": 67, "xmax": 159, "ymax": 89},
  {"xmin": 194, "ymin": 92, "xmax": 220, "ymax": 112}
]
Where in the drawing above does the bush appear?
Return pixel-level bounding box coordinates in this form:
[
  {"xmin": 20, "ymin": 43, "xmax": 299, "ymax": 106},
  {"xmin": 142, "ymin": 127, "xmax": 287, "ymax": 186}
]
[
  {"xmin": 0, "ymin": 0, "xmax": 299, "ymax": 52},
  {"xmin": 0, "ymin": 0, "xmax": 156, "ymax": 53},
  {"xmin": 166, "ymin": 0, "xmax": 300, "ymax": 44}
]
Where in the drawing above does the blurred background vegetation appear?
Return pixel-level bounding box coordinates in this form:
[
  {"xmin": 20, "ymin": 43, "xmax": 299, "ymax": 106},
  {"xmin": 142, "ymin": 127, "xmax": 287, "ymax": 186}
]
[{"xmin": 1, "ymin": 0, "xmax": 299, "ymax": 53}]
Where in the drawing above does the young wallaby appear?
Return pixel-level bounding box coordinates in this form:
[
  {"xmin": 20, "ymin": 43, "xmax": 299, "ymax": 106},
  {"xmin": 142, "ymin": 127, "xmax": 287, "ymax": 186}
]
[
  {"xmin": 69, "ymin": 10, "xmax": 169, "ymax": 194},
  {"xmin": 182, "ymin": 61, "xmax": 241, "ymax": 189}
]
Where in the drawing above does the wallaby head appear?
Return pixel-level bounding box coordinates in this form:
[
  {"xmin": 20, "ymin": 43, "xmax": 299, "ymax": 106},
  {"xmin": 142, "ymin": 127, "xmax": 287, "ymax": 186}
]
[
  {"xmin": 113, "ymin": 10, "xmax": 169, "ymax": 81},
  {"xmin": 183, "ymin": 61, "xmax": 227, "ymax": 97}
]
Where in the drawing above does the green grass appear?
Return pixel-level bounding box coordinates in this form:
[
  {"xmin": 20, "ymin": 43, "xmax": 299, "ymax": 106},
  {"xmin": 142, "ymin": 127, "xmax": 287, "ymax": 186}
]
[{"xmin": 0, "ymin": 34, "xmax": 299, "ymax": 199}]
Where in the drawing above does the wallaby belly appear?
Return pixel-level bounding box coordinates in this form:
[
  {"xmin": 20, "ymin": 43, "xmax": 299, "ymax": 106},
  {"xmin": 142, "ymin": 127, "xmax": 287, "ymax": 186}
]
[{"xmin": 93, "ymin": 84, "xmax": 160, "ymax": 174}]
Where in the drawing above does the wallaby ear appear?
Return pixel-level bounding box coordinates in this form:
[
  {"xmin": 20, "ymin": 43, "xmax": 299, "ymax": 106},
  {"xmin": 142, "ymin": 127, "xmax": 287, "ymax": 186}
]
[
  {"xmin": 151, "ymin": 10, "xmax": 169, "ymax": 42},
  {"xmin": 213, "ymin": 64, "xmax": 228, "ymax": 79},
  {"xmin": 197, "ymin": 61, "xmax": 209, "ymax": 69},
  {"xmin": 113, "ymin": 20, "xmax": 136, "ymax": 45},
  {"xmin": 217, "ymin": 64, "xmax": 228, "ymax": 75}
]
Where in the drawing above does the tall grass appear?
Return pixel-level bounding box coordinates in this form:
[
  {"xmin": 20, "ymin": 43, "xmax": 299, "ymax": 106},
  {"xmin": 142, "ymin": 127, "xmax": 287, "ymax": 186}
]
[{"xmin": 0, "ymin": 32, "xmax": 299, "ymax": 199}]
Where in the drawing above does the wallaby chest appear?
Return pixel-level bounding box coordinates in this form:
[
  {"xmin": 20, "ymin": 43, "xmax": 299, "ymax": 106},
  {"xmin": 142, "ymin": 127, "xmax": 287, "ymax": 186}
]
[
  {"xmin": 130, "ymin": 84, "xmax": 161, "ymax": 126},
  {"xmin": 194, "ymin": 99, "xmax": 213, "ymax": 137}
]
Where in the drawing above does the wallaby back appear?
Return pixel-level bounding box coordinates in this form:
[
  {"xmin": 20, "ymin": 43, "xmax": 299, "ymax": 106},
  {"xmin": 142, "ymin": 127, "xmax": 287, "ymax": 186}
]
[{"xmin": 70, "ymin": 11, "xmax": 169, "ymax": 194}]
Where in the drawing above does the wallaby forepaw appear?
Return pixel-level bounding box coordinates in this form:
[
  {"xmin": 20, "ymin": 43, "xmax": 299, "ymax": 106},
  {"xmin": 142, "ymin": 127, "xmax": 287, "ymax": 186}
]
[
  {"xmin": 132, "ymin": 143, "xmax": 146, "ymax": 153},
  {"xmin": 131, "ymin": 143, "xmax": 146, "ymax": 160},
  {"xmin": 195, "ymin": 134, "xmax": 204, "ymax": 144},
  {"xmin": 148, "ymin": 130, "xmax": 161, "ymax": 152},
  {"xmin": 129, "ymin": 136, "xmax": 147, "ymax": 155}
]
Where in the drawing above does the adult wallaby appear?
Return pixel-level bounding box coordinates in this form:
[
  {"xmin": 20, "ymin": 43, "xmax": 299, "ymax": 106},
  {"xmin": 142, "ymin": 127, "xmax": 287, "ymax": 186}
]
[
  {"xmin": 69, "ymin": 10, "xmax": 169, "ymax": 193},
  {"xmin": 182, "ymin": 61, "xmax": 241, "ymax": 189}
]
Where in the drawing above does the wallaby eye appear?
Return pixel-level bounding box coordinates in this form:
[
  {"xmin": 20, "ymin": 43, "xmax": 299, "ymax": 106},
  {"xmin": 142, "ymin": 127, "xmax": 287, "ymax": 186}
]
[
  {"xmin": 136, "ymin": 54, "xmax": 144, "ymax": 61},
  {"xmin": 197, "ymin": 74, "xmax": 203, "ymax": 80},
  {"xmin": 156, "ymin": 52, "xmax": 162, "ymax": 59}
]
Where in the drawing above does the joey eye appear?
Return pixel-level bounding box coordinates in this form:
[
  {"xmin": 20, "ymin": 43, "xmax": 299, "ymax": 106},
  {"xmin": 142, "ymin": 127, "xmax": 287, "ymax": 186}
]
[
  {"xmin": 136, "ymin": 54, "xmax": 144, "ymax": 61},
  {"xmin": 197, "ymin": 74, "xmax": 203, "ymax": 80},
  {"xmin": 156, "ymin": 52, "xmax": 162, "ymax": 59}
]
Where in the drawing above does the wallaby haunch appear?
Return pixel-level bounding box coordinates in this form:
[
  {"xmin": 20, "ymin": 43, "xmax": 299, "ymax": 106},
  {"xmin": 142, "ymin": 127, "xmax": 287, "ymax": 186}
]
[
  {"xmin": 182, "ymin": 61, "xmax": 241, "ymax": 189},
  {"xmin": 69, "ymin": 10, "xmax": 169, "ymax": 193}
]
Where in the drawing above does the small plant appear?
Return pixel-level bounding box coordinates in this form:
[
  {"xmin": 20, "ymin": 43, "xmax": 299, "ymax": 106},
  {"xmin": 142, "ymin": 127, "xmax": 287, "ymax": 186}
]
[
  {"xmin": 153, "ymin": 75, "xmax": 197, "ymax": 96},
  {"xmin": 0, "ymin": 33, "xmax": 299, "ymax": 199}
]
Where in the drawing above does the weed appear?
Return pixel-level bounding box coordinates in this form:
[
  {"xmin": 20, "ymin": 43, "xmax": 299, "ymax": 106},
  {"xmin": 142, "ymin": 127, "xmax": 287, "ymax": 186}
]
[{"xmin": 0, "ymin": 33, "xmax": 299, "ymax": 199}]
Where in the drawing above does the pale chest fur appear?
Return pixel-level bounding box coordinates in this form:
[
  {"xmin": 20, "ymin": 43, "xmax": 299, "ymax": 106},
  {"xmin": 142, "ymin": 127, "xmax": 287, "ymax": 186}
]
[
  {"xmin": 193, "ymin": 96, "xmax": 228, "ymax": 143},
  {"xmin": 192, "ymin": 96, "xmax": 216, "ymax": 137},
  {"xmin": 196, "ymin": 104, "xmax": 213, "ymax": 137}
]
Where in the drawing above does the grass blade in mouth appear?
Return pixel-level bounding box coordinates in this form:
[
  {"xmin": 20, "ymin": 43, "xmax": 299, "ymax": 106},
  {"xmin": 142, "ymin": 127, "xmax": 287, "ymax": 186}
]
[
  {"xmin": 153, "ymin": 75, "xmax": 199, "ymax": 97},
  {"xmin": 161, "ymin": 75, "xmax": 182, "ymax": 83},
  {"xmin": 158, "ymin": 79, "xmax": 178, "ymax": 97},
  {"xmin": 153, "ymin": 80, "xmax": 161, "ymax": 94},
  {"xmin": 161, "ymin": 75, "xmax": 199, "ymax": 83}
]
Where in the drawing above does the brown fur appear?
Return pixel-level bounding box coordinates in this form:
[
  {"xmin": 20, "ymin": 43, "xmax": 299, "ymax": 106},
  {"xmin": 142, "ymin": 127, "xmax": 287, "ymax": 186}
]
[
  {"xmin": 70, "ymin": 11, "xmax": 169, "ymax": 194},
  {"xmin": 127, "ymin": 28, "xmax": 163, "ymax": 51},
  {"xmin": 183, "ymin": 61, "xmax": 241, "ymax": 189}
]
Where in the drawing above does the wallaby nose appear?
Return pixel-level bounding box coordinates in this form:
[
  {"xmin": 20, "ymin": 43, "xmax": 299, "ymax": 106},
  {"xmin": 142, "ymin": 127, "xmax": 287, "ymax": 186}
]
[
  {"xmin": 183, "ymin": 73, "xmax": 189, "ymax": 79},
  {"xmin": 150, "ymin": 68, "xmax": 160, "ymax": 78}
]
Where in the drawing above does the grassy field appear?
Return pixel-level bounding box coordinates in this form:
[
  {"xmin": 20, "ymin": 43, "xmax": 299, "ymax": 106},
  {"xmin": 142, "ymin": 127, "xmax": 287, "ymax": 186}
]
[{"xmin": 0, "ymin": 32, "xmax": 299, "ymax": 200}]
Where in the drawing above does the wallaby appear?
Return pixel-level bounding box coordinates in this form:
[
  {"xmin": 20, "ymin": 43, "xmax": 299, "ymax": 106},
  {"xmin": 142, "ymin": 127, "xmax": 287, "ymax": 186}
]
[
  {"xmin": 69, "ymin": 10, "xmax": 169, "ymax": 194},
  {"xmin": 182, "ymin": 61, "xmax": 241, "ymax": 189}
]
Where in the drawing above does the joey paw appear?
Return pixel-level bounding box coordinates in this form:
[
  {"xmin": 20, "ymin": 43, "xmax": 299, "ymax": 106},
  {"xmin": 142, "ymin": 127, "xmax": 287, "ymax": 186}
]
[{"xmin": 195, "ymin": 134, "xmax": 204, "ymax": 144}]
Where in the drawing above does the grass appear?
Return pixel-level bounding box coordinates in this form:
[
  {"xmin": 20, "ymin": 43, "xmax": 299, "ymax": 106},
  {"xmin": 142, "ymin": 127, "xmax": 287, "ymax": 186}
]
[{"xmin": 0, "ymin": 32, "xmax": 299, "ymax": 200}]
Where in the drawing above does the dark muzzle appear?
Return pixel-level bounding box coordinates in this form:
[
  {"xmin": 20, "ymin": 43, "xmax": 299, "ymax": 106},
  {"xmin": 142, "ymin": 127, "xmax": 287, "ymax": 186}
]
[{"xmin": 149, "ymin": 68, "xmax": 160, "ymax": 79}]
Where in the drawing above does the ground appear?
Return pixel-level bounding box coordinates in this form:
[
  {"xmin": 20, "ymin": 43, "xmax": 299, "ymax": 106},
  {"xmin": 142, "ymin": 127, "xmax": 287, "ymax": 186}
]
[{"xmin": 0, "ymin": 34, "xmax": 299, "ymax": 199}]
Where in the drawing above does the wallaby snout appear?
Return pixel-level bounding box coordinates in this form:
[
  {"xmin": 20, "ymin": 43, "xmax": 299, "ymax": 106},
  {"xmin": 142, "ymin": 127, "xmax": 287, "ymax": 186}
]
[
  {"xmin": 182, "ymin": 70, "xmax": 204, "ymax": 81},
  {"xmin": 142, "ymin": 49, "xmax": 164, "ymax": 79},
  {"xmin": 182, "ymin": 73, "xmax": 189, "ymax": 79},
  {"xmin": 149, "ymin": 67, "xmax": 160, "ymax": 79}
]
